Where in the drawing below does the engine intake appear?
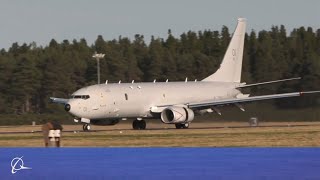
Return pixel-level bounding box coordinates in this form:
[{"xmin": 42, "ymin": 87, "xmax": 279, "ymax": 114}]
[{"xmin": 161, "ymin": 107, "xmax": 194, "ymax": 124}]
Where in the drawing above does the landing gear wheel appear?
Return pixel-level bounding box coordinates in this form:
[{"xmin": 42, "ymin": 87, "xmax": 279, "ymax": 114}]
[
  {"xmin": 175, "ymin": 123, "xmax": 189, "ymax": 129},
  {"xmin": 83, "ymin": 124, "xmax": 91, "ymax": 131},
  {"xmin": 175, "ymin": 124, "xmax": 183, "ymax": 129},
  {"xmin": 132, "ymin": 120, "xmax": 139, "ymax": 130},
  {"xmin": 132, "ymin": 120, "xmax": 146, "ymax": 130},
  {"xmin": 182, "ymin": 123, "xmax": 189, "ymax": 129},
  {"xmin": 139, "ymin": 120, "xmax": 146, "ymax": 130}
]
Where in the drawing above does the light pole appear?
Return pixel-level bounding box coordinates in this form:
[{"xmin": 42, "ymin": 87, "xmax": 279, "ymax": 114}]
[{"xmin": 92, "ymin": 52, "xmax": 105, "ymax": 84}]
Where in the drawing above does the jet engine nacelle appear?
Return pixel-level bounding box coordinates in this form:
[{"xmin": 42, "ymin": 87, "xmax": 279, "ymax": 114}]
[{"xmin": 161, "ymin": 107, "xmax": 194, "ymax": 124}]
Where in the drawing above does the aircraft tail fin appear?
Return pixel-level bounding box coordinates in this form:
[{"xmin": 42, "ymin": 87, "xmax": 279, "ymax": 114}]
[{"xmin": 202, "ymin": 18, "xmax": 247, "ymax": 83}]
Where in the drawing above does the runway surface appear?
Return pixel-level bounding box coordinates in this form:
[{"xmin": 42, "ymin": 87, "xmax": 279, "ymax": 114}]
[
  {"xmin": 1, "ymin": 122, "xmax": 320, "ymax": 147},
  {"xmin": 0, "ymin": 148, "xmax": 319, "ymax": 179},
  {"xmin": 0, "ymin": 123, "xmax": 318, "ymax": 134}
]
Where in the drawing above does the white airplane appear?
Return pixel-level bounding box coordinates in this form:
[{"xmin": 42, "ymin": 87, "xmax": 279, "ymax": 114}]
[{"xmin": 51, "ymin": 18, "xmax": 319, "ymax": 131}]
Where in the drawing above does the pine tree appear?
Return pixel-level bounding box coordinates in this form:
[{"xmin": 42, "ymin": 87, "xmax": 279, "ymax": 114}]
[{"xmin": 10, "ymin": 55, "xmax": 41, "ymax": 113}]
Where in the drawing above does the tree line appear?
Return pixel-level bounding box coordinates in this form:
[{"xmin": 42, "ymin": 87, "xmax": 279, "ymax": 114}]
[{"xmin": 0, "ymin": 25, "xmax": 319, "ymax": 115}]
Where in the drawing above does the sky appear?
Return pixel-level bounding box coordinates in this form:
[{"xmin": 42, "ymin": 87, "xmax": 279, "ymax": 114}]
[{"xmin": 1, "ymin": 0, "xmax": 319, "ymax": 49}]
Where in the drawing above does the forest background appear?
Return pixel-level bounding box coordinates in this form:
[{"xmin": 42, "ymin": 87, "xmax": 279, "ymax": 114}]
[{"xmin": 0, "ymin": 25, "xmax": 319, "ymax": 125}]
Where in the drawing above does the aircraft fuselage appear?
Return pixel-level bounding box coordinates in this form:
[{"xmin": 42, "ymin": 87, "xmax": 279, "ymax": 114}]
[{"xmin": 67, "ymin": 81, "xmax": 241, "ymax": 120}]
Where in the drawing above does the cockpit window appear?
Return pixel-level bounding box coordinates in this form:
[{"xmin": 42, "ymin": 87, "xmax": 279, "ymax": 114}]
[
  {"xmin": 70, "ymin": 95, "xmax": 90, "ymax": 100},
  {"xmin": 82, "ymin": 95, "xmax": 90, "ymax": 99},
  {"xmin": 74, "ymin": 95, "xmax": 82, "ymax": 99}
]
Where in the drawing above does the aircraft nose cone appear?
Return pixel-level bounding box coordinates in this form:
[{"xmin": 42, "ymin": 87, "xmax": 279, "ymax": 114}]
[{"xmin": 65, "ymin": 104, "xmax": 71, "ymax": 112}]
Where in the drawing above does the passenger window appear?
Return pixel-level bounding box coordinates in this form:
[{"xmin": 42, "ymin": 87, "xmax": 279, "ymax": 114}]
[{"xmin": 125, "ymin": 93, "xmax": 128, "ymax": 100}]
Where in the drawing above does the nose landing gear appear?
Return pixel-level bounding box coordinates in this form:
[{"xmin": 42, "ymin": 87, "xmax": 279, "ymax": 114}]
[{"xmin": 83, "ymin": 123, "xmax": 91, "ymax": 131}]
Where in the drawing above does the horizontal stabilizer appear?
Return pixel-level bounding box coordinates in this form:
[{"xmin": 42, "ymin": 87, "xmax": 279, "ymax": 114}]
[{"xmin": 237, "ymin": 77, "xmax": 301, "ymax": 88}]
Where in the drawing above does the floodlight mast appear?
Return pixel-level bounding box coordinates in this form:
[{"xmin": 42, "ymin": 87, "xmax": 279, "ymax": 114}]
[{"xmin": 92, "ymin": 52, "xmax": 105, "ymax": 84}]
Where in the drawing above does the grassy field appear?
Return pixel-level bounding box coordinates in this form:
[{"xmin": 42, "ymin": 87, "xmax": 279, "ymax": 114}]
[{"xmin": 0, "ymin": 121, "xmax": 320, "ymax": 147}]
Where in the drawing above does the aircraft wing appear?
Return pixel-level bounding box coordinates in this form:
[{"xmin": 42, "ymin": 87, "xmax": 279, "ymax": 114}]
[
  {"xmin": 50, "ymin": 97, "xmax": 69, "ymax": 105},
  {"xmin": 188, "ymin": 91, "xmax": 320, "ymax": 109}
]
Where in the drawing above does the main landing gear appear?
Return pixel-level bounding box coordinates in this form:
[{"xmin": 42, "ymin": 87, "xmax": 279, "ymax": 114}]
[
  {"xmin": 83, "ymin": 123, "xmax": 91, "ymax": 131},
  {"xmin": 175, "ymin": 123, "xmax": 189, "ymax": 129},
  {"xmin": 132, "ymin": 119, "xmax": 146, "ymax": 130}
]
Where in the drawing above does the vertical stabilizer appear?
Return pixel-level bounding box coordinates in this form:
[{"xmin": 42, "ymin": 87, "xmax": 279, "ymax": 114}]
[{"xmin": 202, "ymin": 18, "xmax": 246, "ymax": 83}]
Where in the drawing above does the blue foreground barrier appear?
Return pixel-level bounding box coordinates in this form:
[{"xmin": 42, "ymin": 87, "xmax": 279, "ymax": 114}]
[{"xmin": 0, "ymin": 148, "xmax": 319, "ymax": 179}]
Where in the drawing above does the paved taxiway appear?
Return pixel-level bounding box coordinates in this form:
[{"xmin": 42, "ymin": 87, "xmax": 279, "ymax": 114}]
[{"xmin": 0, "ymin": 122, "xmax": 318, "ymax": 134}]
